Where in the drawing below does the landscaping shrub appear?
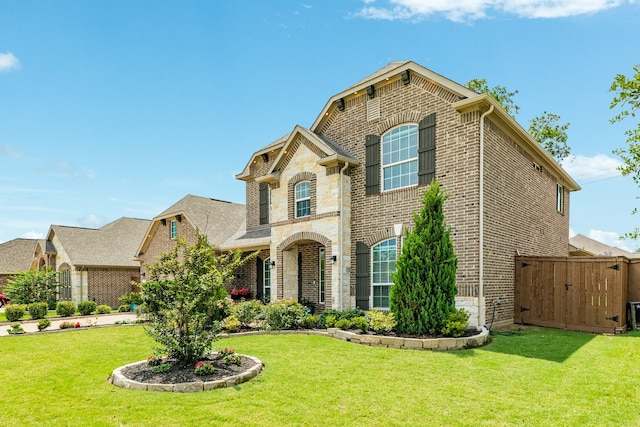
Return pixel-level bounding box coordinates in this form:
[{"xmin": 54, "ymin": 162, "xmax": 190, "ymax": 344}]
[
  {"xmin": 194, "ymin": 361, "xmax": 215, "ymax": 376},
  {"xmin": 3, "ymin": 268, "xmax": 60, "ymax": 305},
  {"xmin": 366, "ymin": 310, "xmax": 396, "ymax": 334},
  {"xmin": 207, "ymin": 298, "xmax": 231, "ymax": 324},
  {"xmin": 317, "ymin": 308, "xmax": 366, "ymax": 328},
  {"xmin": 262, "ymin": 299, "xmax": 306, "ymax": 330},
  {"xmin": 441, "ymin": 308, "xmax": 470, "ymax": 337},
  {"xmin": 96, "ymin": 305, "xmax": 112, "ymax": 314},
  {"xmin": 334, "ymin": 318, "xmax": 353, "ymax": 330},
  {"xmin": 27, "ymin": 302, "xmax": 48, "ymax": 320},
  {"xmin": 56, "ymin": 301, "xmax": 76, "ymax": 317},
  {"xmin": 59, "ymin": 321, "xmax": 77, "ymax": 329},
  {"xmin": 117, "ymin": 305, "xmax": 129, "ymax": 312},
  {"xmin": 7, "ymin": 322, "xmax": 25, "ymax": 334},
  {"xmin": 351, "ymin": 316, "xmax": 369, "ymax": 332},
  {"xmin": 391, "ymin": 180, "xmax": 458, "ymax": 336},
  {"xmin": 5, "ymin": 304, "xmax": 26, "ymax": 322},
  {"xmin": 37, "ymin": 318, "xmax": 51, "ymax": 331},
  {"xmin": 77, "ymin": 301, "xmax": 97, "ymax": 315},
  {"xmin": 142, "ymin": 233, "xmax": 258, "ymax": 365},
  {"xmin": 230, "ymin": 299, "xmax": 264, "ymax": 328},
  {"xmin": 324, "ymin": 315, "xmax": 337, "ymax": 328},
  {"xmin": 300, "ymin": 314, "xmax": 320, "ymax": 329},
  {"xmin": 222, "ymin": 315, "xmax": 241, "ymax": 332}
]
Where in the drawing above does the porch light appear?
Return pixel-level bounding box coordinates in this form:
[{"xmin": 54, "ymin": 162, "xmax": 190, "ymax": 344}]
[
  {"xmin": 330, "ymin": 255, "xmax": 337, "ymax": 265},
  {"xmin": 271, "ymin": 260, "xmax": 276, "ymax": 267},
  {"xmin": 394, "ymin": 223, "xmax": 403, "ymax": 237}
]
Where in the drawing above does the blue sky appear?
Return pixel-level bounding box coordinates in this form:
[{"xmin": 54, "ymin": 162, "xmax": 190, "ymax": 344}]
[{"xmin": 1, "ymin": 0, "xmax": 639, "ymax": 251}]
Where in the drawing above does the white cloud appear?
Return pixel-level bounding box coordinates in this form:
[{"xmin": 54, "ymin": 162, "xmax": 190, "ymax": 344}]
[
  {"xmin": 588, "ymin": 229, "xmax": 634, "ymax": 252},
  {"xmin": 355, "ymin": 0, "xmax": 629, "ymax": 22},
  {"xmin": 0, "ymin": 144, "xmax": 24, "ymax": 159},
  {"xmin": 0, "ymin": 52, "xmax": 20, "ymax": 71},
  {"xmin": 77, "ymin": 214, "xmax": 106, "ymax": 228},
  {"xmin": 560, "ymin": 154, "xmax": 622, "ymax": 183},
  {"xmin": 569, "ymin": 227, "xmax": 577, "ymax": 238},
  {"xmin": 22, "ymin": 231, "xmax": 44, "ymax": 239}
]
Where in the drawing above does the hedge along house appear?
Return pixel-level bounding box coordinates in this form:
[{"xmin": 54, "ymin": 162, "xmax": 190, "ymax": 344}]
[
  {"xmin": 134, "ymin": 194, "xmax": 251, "ymax": 293},
  {"xmin": 28, "ymin": 218, "xmax": 150, "ymax": 307},
  {"xmin": 236, "ymin": 61, "xmax": 579, "ymax": 328}
]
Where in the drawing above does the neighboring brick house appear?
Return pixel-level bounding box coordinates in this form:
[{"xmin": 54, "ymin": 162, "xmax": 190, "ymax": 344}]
[
  {"xmin": 135, "ymin": 194, "xmax": 250, "ymax": 294},
  {"xmin": 33, "ymin": 217, "xmax": 150, "ymax": 307},
  {"xmin": 234, "ymin": 61, "xmax": 580, "ymax": 327},
  {"xmin": 0, "ymin": 238, "xmax": 37, "ymax": 293}
]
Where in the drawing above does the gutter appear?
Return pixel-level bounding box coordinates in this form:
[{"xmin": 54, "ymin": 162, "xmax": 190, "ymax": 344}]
[
  {"xmin": 339, "ymin": 161, "xmax": 350, "ymax": 310},
  {"xmin": 479, "ymin": 105, "xmax": 494, "ymax": 327}
]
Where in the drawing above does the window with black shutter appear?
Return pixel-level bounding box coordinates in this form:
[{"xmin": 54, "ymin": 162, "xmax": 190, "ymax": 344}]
[
  {"xmin": 365, "ymin": 135, "xmax": 380, "ymax": 195},
  {"xmin": 355, "ymin": 241, "xmax": 370, "ymax": 310},
  {"xmin": 259, "ymin": 183, "xmax": 269, "ymax": 224},
  {"xmin": 418, "ymin": 113, "xmax": 436, "ymax": 186}
]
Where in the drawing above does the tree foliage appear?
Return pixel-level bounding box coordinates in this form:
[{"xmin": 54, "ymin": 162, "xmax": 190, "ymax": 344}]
[
  {"xmin": 528, "ymin": 111, "xmax": 571, "ymax": 161},
  {"xmin": 390, "ymin": 180, "xmax": 458, "ymax": 336},
  {"xmin": 466, "ymin": 78, "xmax": 571, "ymax": 161},
  {"xmin": 610, "ymin": 64, "xmax": 640, "ymax": 240},
  {"xmin": 4, "ymin": 268, "xmax": 60, "ymax": 305},
  {"xmin": 466, "ymin": 78, "xmax": 520, "ymax": 116},
  {"xmin": 142, "ymin": 232, "xmax": 258, "ymax": 365}
]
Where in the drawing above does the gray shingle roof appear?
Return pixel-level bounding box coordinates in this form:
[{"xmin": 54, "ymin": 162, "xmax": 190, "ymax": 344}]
[
  {"xmin": 0, "ymin": 238, "xmax": 36, "ymax": 274},
  {"xmin": 51, "ymin": 217, "xmax": 151, "ymax": 267},
  {"xmin": 155, "ymin": 194, "xmax": 246, "ymax": 248}
]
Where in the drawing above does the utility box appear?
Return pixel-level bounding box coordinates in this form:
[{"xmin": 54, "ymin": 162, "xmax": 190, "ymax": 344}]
[{"xmin": 628, "ymin": 302, "xmax": 640, "ymax": 330}]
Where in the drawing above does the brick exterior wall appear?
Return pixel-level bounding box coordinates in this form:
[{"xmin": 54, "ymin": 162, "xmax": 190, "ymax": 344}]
[
  {"xmin": 137, "ymin": 216, "xmax": 199, "ymax": 277},
  {"xmin": 87, "ymin": 268, "xmax": 140, "ymax": 308},
  {"xmin": 239, "ymin": 69, "xmax": 571, "ymax": 324}
]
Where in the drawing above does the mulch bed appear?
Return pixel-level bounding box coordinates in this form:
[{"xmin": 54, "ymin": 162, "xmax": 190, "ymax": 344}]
[{"xmin": 121, "ymin": 353, "xmax": 258, "ymax": 384}]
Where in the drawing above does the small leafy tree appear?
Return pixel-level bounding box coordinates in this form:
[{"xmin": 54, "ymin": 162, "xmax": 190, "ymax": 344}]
[
  {"xmin": 390, "ymin": 180, "xmax": 458, "ymax": 335},
  {"xmin": 610, "ymin": 64, "xmax": 640, "ymax": 239},
  {"xmin": 466, "ymin": 78, "xmax": 571, "ymax": 162},
  {"xmin": 4, "ymin": 268, "xmax": 60, "ymax": 305},
  {"xmin": 142, "ymin": 232, "xmax": 257, "ymax": 365}
]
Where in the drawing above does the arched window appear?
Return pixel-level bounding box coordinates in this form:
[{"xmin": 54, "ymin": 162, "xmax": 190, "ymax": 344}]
[
  {"xmin": 295, "ymin": 181, "xmax": 311, "ymax": 218},
  {"xmin": 382, "ymin": 124, "xmax": 418, "ymax": 191},
  {"xmin": 371, "ymin": 238, "xmax": 397, "ymax": 309}
]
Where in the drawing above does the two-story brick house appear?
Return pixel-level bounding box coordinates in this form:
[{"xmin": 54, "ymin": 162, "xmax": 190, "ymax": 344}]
[{"xmin": 236, "ymin": 61, "xmax": 578, "ymax": 328}]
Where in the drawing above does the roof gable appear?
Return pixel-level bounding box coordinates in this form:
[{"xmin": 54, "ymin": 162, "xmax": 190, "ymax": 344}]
[
  {"xmin": 263, "ymin": 125, "xmax": 359, "ymax": 180},
  {"xmin": 49, "ymin": 218, "xmax": 151, "ymax": 267},
  {"xmin": 0, "ymin": 238, "xmax": 36, "ymax": 274},
  {"xmin": 311, "ymin": 61, "xmax": 477, "ymax": 132}
]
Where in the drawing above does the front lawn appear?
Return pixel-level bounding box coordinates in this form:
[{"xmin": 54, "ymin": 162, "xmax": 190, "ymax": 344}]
[{"xmin": 1, "ymin": 326, "xmax": 639, "ymax": 426}]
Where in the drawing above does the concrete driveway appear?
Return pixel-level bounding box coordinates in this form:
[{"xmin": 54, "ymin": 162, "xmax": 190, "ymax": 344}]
[{"xmin": 0, "ymin": 311, "xmax": 140, "ymax": 336}]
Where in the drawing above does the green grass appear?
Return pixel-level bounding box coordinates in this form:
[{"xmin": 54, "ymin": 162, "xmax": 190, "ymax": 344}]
[{"xmin": 1, "ymin": 327, "xmax": 639, "ymax": 426}]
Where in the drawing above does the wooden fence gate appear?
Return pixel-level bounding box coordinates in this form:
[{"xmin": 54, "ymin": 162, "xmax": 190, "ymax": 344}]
[{"xmin": 515, "ymin": 256, "xmax": 628, "ymax": 334}]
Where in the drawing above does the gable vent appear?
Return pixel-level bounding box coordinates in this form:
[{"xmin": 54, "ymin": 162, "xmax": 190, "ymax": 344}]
[{"xmin": 367, "ymin": 98, "xmax": 380, "ymax": 122}]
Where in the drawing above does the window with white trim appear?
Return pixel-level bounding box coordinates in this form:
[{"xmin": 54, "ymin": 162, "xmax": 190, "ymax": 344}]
[
  {"xmin": 556, "ymin": 184, "xmax": 564, "ymax": 213},
  {"xmin": 263, "ymin": 258, "xmax": 271, "ymax": 302},
  {"xmin": 371, "ymin": 238, "xmax": 396, "ymax": 309},
  {"xmin": 295, "ymin": 181, "xmax": 311, "ymax": 218},
  {"xmin": 170, "ymin": 220, "xmax": 177, "ymax": 239},
  {"xmin": 382, "ymin": 124, "xmax": 418, "ymax": 191}
]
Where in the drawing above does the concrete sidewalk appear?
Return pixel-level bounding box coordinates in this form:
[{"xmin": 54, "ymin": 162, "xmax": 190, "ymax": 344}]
[{"xmin": 0, "ymin": 312, "xmax": 141, "ymax": 336}]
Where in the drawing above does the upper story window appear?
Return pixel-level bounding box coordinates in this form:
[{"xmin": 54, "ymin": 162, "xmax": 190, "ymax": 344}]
[
  {"xmin": 170, "ymin": 220, "xmax": 177, "ymax": 239},
  {"xmin": 556, "ymin": 184, "xmax": 564, "ymax": 213},
  {"xmin": 382, "ymin": 124, "xmax": 419, "ymax": 191},
  {"xmin": 295, "ymin": 181, "xmax": 311, "ymax": 218}
]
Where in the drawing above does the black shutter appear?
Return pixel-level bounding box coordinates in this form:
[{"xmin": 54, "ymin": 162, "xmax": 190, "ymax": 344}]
[
  {"xmin": 365, "ymin": 134, "xmax": 380, "ymax": 195},
  {"xmin": 355, "ymin": 242, "xmax": 370, "ymax": 310},
  {"xmin": 256, "ymin": 257, "xmax": 264, "ymax": 301},
  {"xmin": 259, "ymin": 183, "xmax": 269, "ymax": 224},
  {"xmin": 418, "ymin": 113, "xmax": 436, "ymax": 185}
]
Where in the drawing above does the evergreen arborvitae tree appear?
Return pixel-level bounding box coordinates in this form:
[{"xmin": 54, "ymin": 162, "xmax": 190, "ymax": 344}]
[{"xmin": 390, "ymin": 180, "xmax": 458, "ymax": 335}]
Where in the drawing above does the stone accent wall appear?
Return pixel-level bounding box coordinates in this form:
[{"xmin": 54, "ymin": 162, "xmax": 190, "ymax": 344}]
[{"xmin": 87, "ymin": 268, "xmax": 140, "ymax": 308}]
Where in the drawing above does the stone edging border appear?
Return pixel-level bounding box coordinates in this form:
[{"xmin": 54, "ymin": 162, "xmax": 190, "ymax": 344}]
[
  {"xmin": 227, "ymin": 327, "xmax": 490, "ymax": 351},
  {"xmin": 109, "ymin": 354, "xmax": 264, "ymax": 392},
  {"xmin": 326, "ymin": 326, "xmax": 491, "ymax": 350}
]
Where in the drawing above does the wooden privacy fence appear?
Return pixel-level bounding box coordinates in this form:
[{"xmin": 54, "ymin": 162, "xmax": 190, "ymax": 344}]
[{"xmin": 515, "ymin": 256, "xmax": 629, "ymax": 334}]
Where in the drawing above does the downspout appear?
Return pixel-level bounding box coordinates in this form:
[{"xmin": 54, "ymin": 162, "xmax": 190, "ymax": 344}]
[
  {"xmin": 339, "ymin": 161, "xmax": 350, "ymax": 310},
  {"xmin": 479, "ymin": 105, "xmax": 494, "ymax": 328}
]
